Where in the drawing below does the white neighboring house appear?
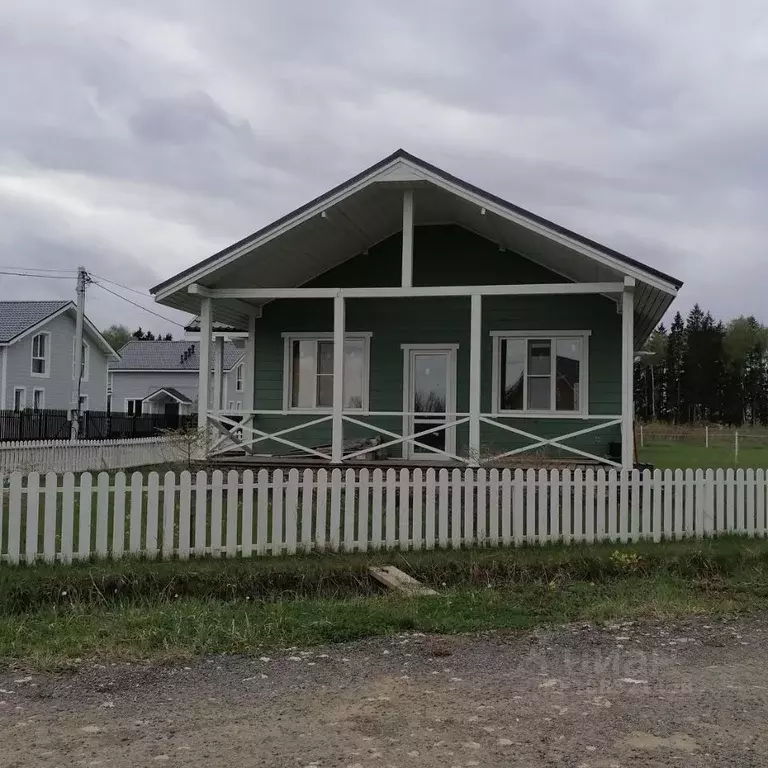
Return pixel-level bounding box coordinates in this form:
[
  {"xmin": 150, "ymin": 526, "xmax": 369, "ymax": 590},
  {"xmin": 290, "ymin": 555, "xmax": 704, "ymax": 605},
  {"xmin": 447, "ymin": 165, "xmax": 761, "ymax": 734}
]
[
  {"xmin": 0, "ymin": 300, "xmax": 118, "ymax": 412},
  {"xmin": 108, "ymin": 339, "xmax": 245, "ymax": 418}
]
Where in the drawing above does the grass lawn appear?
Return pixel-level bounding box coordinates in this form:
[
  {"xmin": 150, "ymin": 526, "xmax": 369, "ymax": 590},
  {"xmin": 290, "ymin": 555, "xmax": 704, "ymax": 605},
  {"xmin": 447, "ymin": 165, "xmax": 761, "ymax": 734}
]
[
  {"xmin": 2, "ymin": 537, "xmax": 768, "ymax": 667},
  {"xmin": 639, "ymin": 442, "xmax": 768, "ymax": 470}
]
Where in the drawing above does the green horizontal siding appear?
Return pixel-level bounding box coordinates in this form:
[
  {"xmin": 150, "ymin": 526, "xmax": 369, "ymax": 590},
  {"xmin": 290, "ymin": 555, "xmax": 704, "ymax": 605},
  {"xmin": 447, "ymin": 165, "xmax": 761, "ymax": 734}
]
[{"xmin": 251, "ymin": 225, "xmax": 621, "ymax": 459}]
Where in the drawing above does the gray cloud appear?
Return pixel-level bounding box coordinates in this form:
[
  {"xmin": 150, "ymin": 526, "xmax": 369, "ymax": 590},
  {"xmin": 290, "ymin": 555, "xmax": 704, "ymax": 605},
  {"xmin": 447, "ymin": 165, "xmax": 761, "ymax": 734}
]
[{"xmin": 1, "ymin": 0, "xmax": 767, "ymax": 333}]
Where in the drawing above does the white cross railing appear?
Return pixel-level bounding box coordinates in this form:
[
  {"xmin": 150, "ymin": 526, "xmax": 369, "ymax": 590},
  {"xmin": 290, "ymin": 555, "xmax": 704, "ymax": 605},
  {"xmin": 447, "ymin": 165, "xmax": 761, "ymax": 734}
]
[
  {"xmin": 206, "ymin": 410, "xmax": 621, "ymax": 466},
  {"xmin": 479, "ymin": 414, "xmax": 622, "ymax": 467}
]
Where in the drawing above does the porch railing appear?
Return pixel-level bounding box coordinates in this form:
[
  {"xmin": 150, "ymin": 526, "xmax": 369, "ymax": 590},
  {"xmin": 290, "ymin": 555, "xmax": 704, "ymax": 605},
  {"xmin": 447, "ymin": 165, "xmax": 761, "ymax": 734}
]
[{"xmin": 206, "ymin": 410, "xmax": 621, "ymax": 465}]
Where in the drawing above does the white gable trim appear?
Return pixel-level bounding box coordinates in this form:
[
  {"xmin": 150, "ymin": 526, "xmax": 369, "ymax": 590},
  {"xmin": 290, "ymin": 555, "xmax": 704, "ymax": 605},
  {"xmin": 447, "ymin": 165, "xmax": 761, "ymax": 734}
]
[{"xmin": 154, "ymin": 155, "xmax": 678, "ymax": 300}]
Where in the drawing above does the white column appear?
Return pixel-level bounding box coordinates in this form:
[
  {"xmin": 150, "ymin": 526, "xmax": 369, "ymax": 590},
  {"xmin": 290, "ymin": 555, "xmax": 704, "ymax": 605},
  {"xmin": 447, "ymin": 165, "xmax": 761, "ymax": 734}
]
[
  {"xmin": 197, "ymin": 297, "xmax": 212, "ymax": 434},
  {"xmin": 213, "ymin": 336, "xmax": 224, "ymax": 411},
  {"xmin": 401, "ymin": 189, "xmax": 414, "ymax": 287},
  {"xmin": 621, "ymin": 277, "xmax": 635, "ymax": 470},
  {"xmin": 332, "ymin": 292, "xmax": 345, "ymax": 463},
  {"xmin": 468, "ymin": 293, "xmax": 482, "ymax": 466},
  {"xmin": 243, "ymin": 314, "xmax": 257, "ymax": 453}
]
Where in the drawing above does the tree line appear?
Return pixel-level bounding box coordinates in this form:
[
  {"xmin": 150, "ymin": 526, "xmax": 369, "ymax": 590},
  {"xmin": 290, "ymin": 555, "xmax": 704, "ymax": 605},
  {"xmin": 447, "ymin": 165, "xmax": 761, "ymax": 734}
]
[
  {"xmin": 635, "ymin": 305, "xmax": 768, "ymax": 425},
  {"xmin": 102, "ymin": 324, "xmax": 173, "ymax": 351}
]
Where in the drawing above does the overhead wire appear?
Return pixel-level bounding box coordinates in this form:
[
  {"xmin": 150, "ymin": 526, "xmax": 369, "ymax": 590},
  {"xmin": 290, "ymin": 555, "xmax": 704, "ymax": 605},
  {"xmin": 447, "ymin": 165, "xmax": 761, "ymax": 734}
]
[
  {"xmin": 0, "ymin": 269, "xmax": 74, "ymax": 279},
  {"xmin": 88, "ymin": 273, "xmax": 155, "ymax": 298},
  {"xmin": 88, "ymin": 278, "xmax": 187, "ymax": 328}
]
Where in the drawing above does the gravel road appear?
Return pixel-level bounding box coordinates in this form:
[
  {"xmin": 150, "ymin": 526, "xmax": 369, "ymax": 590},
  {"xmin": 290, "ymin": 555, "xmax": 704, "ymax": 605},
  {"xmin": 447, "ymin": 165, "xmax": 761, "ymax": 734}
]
[{"xmin": 2, "ymin": 614, "xmax": 768, "ymax": 767}]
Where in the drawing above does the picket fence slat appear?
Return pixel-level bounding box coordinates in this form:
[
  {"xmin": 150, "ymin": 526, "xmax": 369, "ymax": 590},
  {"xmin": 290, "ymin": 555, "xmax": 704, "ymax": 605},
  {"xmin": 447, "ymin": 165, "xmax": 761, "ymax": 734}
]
[
  {"xmin": 113, "ymin": 472, "xmax": 126, "ymax": 558},
  {"xmin": 4, "ymin": 466, "xmax": 768, "ymax": 564},
  {"xmin": 178, "ymin": 471, "xmax": 191, "ymax": 560},
  {"xmin": 423, "ymin": 468, "xmax": 435, "ymax": 550},
  {"xmin": 78, "ymin": 473, "xmax": 93, "ymax": 560}
]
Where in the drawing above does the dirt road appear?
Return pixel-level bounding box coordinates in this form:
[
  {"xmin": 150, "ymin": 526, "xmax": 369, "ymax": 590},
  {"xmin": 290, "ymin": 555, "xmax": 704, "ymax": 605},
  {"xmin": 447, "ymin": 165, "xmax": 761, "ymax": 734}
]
[{"xmin": 2, "ymin": 614, "xmax": 768, "ymax": 767}]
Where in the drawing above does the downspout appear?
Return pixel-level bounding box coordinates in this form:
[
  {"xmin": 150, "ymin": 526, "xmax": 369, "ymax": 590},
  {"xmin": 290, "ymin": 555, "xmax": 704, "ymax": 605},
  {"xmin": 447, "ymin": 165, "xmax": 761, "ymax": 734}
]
[{"xmin": 0, "ymin": 346, "xmax": 7, "ymax": 411}]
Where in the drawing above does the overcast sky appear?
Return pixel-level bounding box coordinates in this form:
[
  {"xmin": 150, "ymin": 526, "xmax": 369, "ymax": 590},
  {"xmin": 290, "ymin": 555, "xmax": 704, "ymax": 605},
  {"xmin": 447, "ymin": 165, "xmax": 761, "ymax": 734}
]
[{"xmin": 1, "ymin": 1, "xmax": 766, "ymax": 336}]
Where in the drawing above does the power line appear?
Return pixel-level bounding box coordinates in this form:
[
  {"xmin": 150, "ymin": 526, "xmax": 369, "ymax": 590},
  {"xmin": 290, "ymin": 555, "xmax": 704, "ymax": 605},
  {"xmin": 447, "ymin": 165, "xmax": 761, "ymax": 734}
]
[
  {"xmin": 89, "ymin": 279, "xmax": 186, "ymax": 328},
  {"xmin": 0, "ymin": 265, "xmax": 77, "ymax": 274},
  {"xmin": 0, "ymin": 269, "xmax": 74, "ymax": 279},
  {"xmin": 88, "ymin": 273, "xmax": 152, "ymax": 298}
]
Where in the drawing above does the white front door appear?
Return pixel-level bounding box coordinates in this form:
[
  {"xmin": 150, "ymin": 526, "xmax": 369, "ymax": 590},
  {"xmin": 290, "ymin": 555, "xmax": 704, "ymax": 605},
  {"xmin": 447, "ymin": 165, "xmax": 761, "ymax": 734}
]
[{"xmin": 403, "ymin": 346, "xmax": 457, "ymax": 460}]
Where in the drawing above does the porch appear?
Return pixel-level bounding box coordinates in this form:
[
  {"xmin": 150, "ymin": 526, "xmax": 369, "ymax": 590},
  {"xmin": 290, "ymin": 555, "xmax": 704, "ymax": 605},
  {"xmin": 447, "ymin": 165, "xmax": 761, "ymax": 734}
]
[{"xmin": 197, "ymin": 280, "xmax": 632, "ymax": 469}]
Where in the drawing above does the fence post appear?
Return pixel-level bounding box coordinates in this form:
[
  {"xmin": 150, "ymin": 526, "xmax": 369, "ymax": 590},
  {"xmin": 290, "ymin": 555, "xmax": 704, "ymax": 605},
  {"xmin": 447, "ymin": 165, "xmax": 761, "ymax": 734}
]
[
  {"xmin": 639, "ymin": 423, "xmax": 644, "ymax": 448},
  {"xmin": 705, "ymin": 425, "xmax": 709, "ymax": 448},
  {"xmin": 735, "ymin": 430, "xmax": 739, "ymax": 465}
]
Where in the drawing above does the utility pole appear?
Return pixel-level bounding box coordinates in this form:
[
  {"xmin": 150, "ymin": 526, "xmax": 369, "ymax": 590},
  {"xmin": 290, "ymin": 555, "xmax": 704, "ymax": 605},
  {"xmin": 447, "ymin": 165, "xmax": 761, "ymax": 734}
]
[{"xmin": 70, "ymin": 266, "xmax": 87, "ymax": 441}]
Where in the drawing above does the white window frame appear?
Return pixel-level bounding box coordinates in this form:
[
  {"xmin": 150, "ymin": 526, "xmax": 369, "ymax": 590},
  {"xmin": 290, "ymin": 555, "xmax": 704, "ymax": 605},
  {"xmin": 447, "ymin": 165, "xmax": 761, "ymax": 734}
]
[
  {"xmin": 125, "ymin": 398, "xmax": 143, "ymax": 416},
  {"xmin": 32, "ymin": 387, "xmax": 45, "ymax": 411},
  {"xmin": 235, "ymin": 363, "xmax": 244, "ymax": 392},
  {"xmin": 30, "ymin": 332, "xmax": 50, "ymax": 378},
  {"xmin": 282, "ymin": 332, "xmax": 372, "ymax": 412},
  {"xmin": 13, "ymin": 387, "xmax": 26, "ymax": 412},
  {"xmin": 72, "ymin": 338, "xmax": 90, "ymax": 382},
  {"xmin": 490, "ymin": 330, "xmax": 590, "ymax": 418}
]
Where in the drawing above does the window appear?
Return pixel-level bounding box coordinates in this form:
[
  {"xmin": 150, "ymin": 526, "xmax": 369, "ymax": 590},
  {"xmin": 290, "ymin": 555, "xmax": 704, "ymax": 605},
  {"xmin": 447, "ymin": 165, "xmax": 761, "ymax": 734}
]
[
  {"xmin": 492, "ymin": 332, "xmax": 588, "ymax": 415},
  {"xmin": 235, "ymin": 363, "xmax": 244, "ymax": 392},
  {"xmin": 79, "ymin": 395, "xmax": 88, "ymax": 411},
  {"xmin": 31, "ymin": 332, "xmax": 49, "ymax": 376},
  {"xmin": 283, "ymin": 334, "xmax": 371, "ymax": 411},
  {"xmin": 126, "ymin": 398, "xmax": 143, "ymax": 416},
  {"xmin": 228, "ymin": 400, "xmax": 234, "ymax": 410},
  {"xmin": 13, "ymin": 387, "xmax": 25, "ymax": 412},
  {"xmin": 32, "ymin": 388, "xmax": 44, "ymax": 411},
  {"xmin": 72, "ymin": 339, "xmax": 90, "ymax": 382},
  {"xmin": 235, "ymin": 401, "xmax": 242, "ymax": 411}
]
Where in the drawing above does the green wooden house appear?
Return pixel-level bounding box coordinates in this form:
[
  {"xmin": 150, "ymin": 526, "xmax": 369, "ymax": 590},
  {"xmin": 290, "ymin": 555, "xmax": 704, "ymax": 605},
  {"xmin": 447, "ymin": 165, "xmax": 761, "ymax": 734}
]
[{"xmin": 151, "ymin": 150, "xmax": 682, "ymax": 469}]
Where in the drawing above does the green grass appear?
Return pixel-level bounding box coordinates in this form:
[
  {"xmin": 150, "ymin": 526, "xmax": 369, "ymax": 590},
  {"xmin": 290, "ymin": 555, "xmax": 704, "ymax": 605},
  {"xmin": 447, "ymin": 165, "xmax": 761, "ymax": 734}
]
[
  {"xmin": 3, "ymin": 537, "xmax": 768, "ymax": 667},
  {"xmin": 639, "ymin": 442, "xmax": 768, "ymax": 469}
]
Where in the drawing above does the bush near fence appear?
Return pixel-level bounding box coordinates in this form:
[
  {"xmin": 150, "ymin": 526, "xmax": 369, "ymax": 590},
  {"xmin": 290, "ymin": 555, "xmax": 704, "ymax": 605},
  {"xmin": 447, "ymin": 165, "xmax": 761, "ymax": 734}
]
[{"xmin": 2, "ymin": 467, "xmax": 767, "ymax": 564}]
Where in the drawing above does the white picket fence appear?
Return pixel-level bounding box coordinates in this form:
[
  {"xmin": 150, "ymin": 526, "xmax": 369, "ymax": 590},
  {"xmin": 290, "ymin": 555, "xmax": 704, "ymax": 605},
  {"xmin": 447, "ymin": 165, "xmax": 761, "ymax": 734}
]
[
  {"xmin": 0, "ymin": 437, "xmax": 180, "ymax": 474},
  {"xmin": 1, "ymin": 467, "xmax": 767, "ymax": 564}
]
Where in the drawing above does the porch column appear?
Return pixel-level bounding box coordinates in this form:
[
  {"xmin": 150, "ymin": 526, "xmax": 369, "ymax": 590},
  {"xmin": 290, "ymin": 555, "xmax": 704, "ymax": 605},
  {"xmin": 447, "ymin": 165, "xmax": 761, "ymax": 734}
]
[
  {"xmin": 401, "ymin": 189, "xmax": 414, "ymax": 287},
  {"xmin": 243, "ymin": 314, "xmax": 257, "ymax": 453},
  {"xmin": 468, "ymin": 293, "xmax": 482, "ymax": 466},
  {"xmin": 197, "ymin": 297, "xmax": 212, "ymax": 434},
  {"xmin": 621, "ymin": 277, "xmax": 635, "ymax": 470},
  {"xmin": 213, "ymin": 336, "xmax": 224, "ymax": 411},
  {"xmin": 332, "ymin": 292, "xmax": 345, "ymax": 463}
]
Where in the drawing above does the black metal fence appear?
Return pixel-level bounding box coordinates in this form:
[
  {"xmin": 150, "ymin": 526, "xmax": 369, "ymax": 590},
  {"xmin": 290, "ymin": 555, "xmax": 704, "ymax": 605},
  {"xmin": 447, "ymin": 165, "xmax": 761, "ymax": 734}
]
[{"xmin": 0, "ymin": 409, "xmax": 197, "ymax": 442}]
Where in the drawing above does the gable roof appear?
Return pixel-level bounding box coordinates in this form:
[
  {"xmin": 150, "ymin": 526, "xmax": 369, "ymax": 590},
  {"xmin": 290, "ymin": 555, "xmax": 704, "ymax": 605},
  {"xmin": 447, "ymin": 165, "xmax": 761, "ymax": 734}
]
[
  {"xmin": 151, "ymin": 149, "xmax": 683, "ymax": 341},
  {"xmin": 0, "ymin": 300, "xmax": 119, "ymax": 357},
  {"xmin": 110, "ymin": 339, "xmax": 242, "ymax": 371},
  {"xmin": 142, "ymin": 387, "xmax": 194, "ymax": 405},
  {"xmin": 0, "ymin": 300, "xmax": 70, "ymax": 343}
]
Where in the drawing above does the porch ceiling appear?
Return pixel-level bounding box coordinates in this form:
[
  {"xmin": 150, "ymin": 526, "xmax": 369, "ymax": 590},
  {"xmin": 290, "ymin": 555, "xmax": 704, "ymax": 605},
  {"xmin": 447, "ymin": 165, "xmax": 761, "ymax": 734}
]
[{"xmin": 152, "ymin": 150, "xmax": 681, "ymax": 343}]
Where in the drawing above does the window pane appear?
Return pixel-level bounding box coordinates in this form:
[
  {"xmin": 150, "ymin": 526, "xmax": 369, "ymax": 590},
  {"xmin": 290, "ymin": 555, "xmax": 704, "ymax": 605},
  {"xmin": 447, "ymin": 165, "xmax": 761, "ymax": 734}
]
[
  {"xmin": 316, "ymin": 375, "xmax": 333, "ymax": 407},
  {"xmin": 343, "ymin": 340, "xmax": 364, "ymax": 409},
  {"xmin": 317, "ymin": 341, "xmax": 334, "ymax": 375},
  {"xmin": 527, "ymin": 377, "xmax": 551, "ymax": 409},
  {"xmin": 500, "ymin": 339, "xmax": 524, "ymax": 410},
  {"xmin": 32, "ymin": 359, "xmax": 44, "ymax": 374},
  {"xmin": 291, "ymin": 340, "xmax": 315, "ymax": 408},
  {"xmin": 556, "ymin": 338, "xmax": 581, "ymax": 411},
  {"xmin": 528, "ymin": 340, "xmax": 551, "ymax": 375}
]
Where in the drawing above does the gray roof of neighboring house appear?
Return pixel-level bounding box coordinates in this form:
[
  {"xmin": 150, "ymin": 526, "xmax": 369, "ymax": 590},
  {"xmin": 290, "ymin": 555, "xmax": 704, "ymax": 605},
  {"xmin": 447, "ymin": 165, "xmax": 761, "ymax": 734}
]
[
  {"xmin": 109, "ymin": 340, "xmax": 243, "ymax": 371},
  {"xmin": 142, "ymin": 387, "xmax": 194, "ymax": 404},
  {"xmin": 0, "ymin": 300, "xmax": 71, "ymax": 343}
]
